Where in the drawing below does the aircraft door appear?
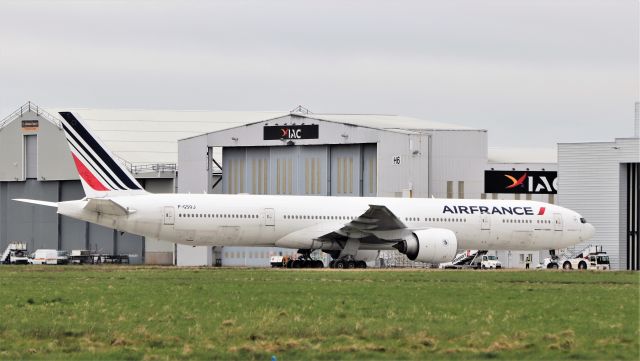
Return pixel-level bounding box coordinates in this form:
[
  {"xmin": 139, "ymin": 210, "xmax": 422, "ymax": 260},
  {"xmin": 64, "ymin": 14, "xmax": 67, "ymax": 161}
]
[
  {"xmin": 163, "ymin": 206, "xmax": 175, "ymax": 225},
  {"xmin": 481, "ymin": 215, "xmax": 491, "ymax": 230},
  {"xmin": 264, "ymin": 208, "xmax": 275, "ymax": 226},
  {"xmin": 553, "ymin": 213, "xmax": 563, "ymax": 231}
]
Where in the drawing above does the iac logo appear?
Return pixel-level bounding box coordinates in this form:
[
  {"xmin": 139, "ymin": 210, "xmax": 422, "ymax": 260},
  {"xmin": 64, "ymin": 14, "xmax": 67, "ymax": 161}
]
[
  {"xmin": 503, "ymin": 172, "xmax": 558, "ymax": 193},
  {"xmin": 485, "ymin": 170, "xmax": 558, "ymax": 194},
  {"xmin": 280, "ymin": 128, "xmax": 303, "ymax": 139}
]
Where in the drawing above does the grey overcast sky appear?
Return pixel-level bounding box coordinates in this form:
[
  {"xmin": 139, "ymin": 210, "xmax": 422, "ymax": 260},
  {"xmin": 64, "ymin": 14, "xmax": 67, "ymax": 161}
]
[{"xmin": 0, "ymin": 0, "xmax": 638, "ymax": 147}]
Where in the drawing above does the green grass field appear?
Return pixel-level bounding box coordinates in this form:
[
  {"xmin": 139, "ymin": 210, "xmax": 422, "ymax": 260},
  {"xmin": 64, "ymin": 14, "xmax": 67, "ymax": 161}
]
[{"xmin": 0, "ymin": 267, "xmax": 637, "ymax": 360}]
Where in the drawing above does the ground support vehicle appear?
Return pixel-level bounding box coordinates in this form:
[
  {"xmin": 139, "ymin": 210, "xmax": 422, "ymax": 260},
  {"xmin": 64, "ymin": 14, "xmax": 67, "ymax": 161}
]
[
  {"xmin": 28, "ymin": 249, "xmax": 58, "ymax": 265},
  {"xmin": 1, "ymin": 242, "xmax": 29, "ymax": 264},
  {"xmin": 543, "ymin": 245, "xmax": 610, "ymax": 270},
  {"xmin": 69, "ymin": 250, "xmax": 92, "ymax": 264}
]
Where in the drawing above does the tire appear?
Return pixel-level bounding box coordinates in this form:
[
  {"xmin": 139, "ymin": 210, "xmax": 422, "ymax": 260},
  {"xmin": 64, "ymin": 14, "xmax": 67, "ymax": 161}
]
[
  {"xmin": 356, "ymin": 261, "xmax": 367, "ymax": 269},
  {"xmin": 286, "ymin": 260, "xmax": 293, "ymax": 268},
  {"xmin": 563, "ymin": 262, "xmax": 572, "ymax": 270},
  {"xmin": 335, "ymin": 260, "xmax": 345, "ymax": 269},
  {"xmin": 547, "ymin": 262, "xmax": 558, "ymax": 269},
  {"xmin": 347, "ymin": 260, "xmax": 356, "ymax": 269},
  {"xmin": 578, "ymin": 261, "xmax": 587, "ymax": 270},
  {"xmin": 314, "ymin": 260, "xmax": 324, "ymax": 268}
]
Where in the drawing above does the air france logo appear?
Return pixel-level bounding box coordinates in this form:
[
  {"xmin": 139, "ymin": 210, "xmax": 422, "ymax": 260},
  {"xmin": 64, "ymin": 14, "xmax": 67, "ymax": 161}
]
[
  {"xmin": 442, "ymin": 205, "xmax": 547, "ymax": 216},
  {"xmin": 280, "ymin": 128, "xmax": 303, "ymax": 139}
]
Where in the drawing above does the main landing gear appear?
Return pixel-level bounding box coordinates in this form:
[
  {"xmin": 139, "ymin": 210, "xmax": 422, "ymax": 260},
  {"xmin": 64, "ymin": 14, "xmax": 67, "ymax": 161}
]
[
  {"xmin": 284, "ymin": 249, "xmax": 324, "ymax": 268},
  {"xmin": 329, "ymin": 256, "xmax": 367, "ymax": 269},
  {"xmin": 327, "ymin": 238, "xmax": 368, "ymax": 269}
]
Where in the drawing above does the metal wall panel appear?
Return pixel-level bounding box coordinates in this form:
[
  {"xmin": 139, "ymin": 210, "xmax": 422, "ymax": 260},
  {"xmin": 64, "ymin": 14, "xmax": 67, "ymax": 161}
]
[
  {"xmin": 558, "ymin": 138, "xmax": 640, "ymax": 270},
  {"xmin": 245, "ymin": 147, "xmax": 270, "ymax": 194},
  {"xmin": 269, "ymin": 147, "xmax": 298, "ymax": 195},
  {"xmin": 5, "ymin": 180, "xmax": 58, "ymax": 251},
  {"xmin": 362, "ymin": 144, "xmax": 377, "ymax": 197},
  {"xmin": 298, "ymin": 146, "xmax": 329, "ymax": 196},
  {"xmin": 330, "ymin": 145, "xmax": 361, "ymax": 196},
  {"xmin": 117, "ymin": 231, "xmax": 143, "ymax": 263},
  {"xmin": 222, "ymin": 147, "xmax": 247, "ymax": 194},
  {"xmin": 88, "ymin": 224, "xmax": 115, "ymax": 254}
]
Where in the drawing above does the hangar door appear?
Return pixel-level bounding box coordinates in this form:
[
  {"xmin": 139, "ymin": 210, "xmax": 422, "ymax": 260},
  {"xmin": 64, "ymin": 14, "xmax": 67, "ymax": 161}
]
[
  {"xmin": 24, "ymin": 135, "xmax": 37, "ymax": 179},
  {"xmin": 330, "ymin": 144, "xmax": 377, "ymax": 197}
]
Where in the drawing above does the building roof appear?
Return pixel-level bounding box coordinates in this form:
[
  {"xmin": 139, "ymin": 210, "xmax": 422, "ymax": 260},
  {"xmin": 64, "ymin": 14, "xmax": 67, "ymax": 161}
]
[
  {"xmin": 302, "ymin": 113, "xmax": 477, "ymax": 131},
  {"xmin": 48, "ymin": 108, "xmax": 287, "ymax": 164},
  {"xmin": 488, "ymin": 147, "xmax": 558, "ymax": 164},
  {"xmin": 0, "ymin": 102, "xmax": 479, "ymax": 165}
]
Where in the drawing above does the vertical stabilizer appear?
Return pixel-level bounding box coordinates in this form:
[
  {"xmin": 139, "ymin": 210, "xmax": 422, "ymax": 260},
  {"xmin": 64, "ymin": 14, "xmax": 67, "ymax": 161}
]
[{"xmin": 58, "ymin": 111, "xmax": 146, "ymax": 198}]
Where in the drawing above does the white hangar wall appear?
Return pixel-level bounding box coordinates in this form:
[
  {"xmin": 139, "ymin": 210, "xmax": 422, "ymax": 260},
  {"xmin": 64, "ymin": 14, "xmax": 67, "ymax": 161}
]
[{"xmin": 558, "ymin": 138, "xmax": 640, "ymax": 270}]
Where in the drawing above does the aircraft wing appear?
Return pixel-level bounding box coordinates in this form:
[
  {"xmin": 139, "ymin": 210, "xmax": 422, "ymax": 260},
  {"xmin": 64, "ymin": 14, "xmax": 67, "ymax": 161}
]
[
  {"xmin": 331, "ymin": 204, "xmax": 412, "ymax": 244},
  {"xmin": 84, "ymin": 198, "xmax": 135, "ymax": 216}
]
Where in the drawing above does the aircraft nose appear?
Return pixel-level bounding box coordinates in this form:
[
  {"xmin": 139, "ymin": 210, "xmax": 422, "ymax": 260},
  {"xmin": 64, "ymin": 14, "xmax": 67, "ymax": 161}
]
[{"xmin": 583, "ymin": 223, "xmax": 595, "ymax": 240}]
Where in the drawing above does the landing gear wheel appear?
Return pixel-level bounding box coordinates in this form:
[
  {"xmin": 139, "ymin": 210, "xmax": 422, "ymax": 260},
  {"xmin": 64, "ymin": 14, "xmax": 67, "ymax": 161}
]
[
  {"xmin": 334, "ymin": 260, "xmax": 346, "ymax": 269},
  {"xmin": 292, "ymin": 260, "xmax": 301, "ymax": 268},
  {"xmin": 329, "ymin": 260, "xmax": 336, "ymax": 268},
  {"xmin": 547, "ymin": 262, "xmax": 559, "ymax": 269},
  {"xmin": 314, "ymin": 260, "xmax": 324, "ymax": 268},
  {"xmin": 356, "ymin": 261, "xmax": 367, "ymax": 269},
  {"xmin": 578, "ymin": 261, "xmax": 587, "ymax": 270},
  {"xmin": 286, "ymin": 259, "xmax": 293, "ymax": 268},
  {"xmin": 347, "ymin": 260, "xmax": 356, "ymax": 269},
  {"xmin": 563, "ymin": 262, "xmax": 572, "ymax": 270}
]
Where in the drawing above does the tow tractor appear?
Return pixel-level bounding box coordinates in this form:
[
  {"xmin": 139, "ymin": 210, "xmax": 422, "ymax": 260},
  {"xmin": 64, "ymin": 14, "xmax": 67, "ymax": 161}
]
[{"xmin": 543, "ymin": 245, "xmax": 610, "ymax": 270}]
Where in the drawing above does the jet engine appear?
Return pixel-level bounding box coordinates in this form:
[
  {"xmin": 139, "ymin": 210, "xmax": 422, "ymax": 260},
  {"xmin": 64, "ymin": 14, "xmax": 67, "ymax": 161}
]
[{"xmin": 393, "ymin": 228, "xmax": 457, "ymax": 263}]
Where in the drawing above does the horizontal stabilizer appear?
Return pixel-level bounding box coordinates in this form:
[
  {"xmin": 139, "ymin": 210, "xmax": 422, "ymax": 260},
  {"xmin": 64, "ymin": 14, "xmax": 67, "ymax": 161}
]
[
  {"xmin": 13, "ymin": 199, "xmax": 58, "ymax": 208},
  {"xmin": 84, "ymin": 198, "xmax": 135, "ymax": 216}
]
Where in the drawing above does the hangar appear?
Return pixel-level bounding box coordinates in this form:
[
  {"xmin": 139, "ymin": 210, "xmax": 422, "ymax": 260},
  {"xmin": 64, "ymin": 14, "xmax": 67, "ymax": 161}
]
[{"xmin": 176, "ymin": 107, "xmax": 554, "ymax": 267}]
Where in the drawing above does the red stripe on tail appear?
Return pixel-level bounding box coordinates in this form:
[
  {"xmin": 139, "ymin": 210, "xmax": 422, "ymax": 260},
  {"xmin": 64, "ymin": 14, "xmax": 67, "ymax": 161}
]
[{"xmin": 71, "ymin": 153, "xmax": 109, "ymax": 191}]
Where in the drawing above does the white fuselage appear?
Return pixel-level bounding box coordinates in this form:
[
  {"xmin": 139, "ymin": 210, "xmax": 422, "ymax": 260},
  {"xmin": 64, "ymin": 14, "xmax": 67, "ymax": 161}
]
[{"xmin": 57, "ymin": 194, "xmax": 594, "ymax": 252}]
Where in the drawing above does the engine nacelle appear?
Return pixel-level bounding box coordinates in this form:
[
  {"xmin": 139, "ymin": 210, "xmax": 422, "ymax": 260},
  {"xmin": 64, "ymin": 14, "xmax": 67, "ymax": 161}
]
[{"xmin": 394, "ymin": 228, "xmax": 457, "ymax": 263}]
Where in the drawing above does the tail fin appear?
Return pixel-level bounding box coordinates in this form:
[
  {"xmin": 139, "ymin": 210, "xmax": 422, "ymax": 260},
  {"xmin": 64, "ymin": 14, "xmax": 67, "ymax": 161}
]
[{"xmin": 58, "ymin": 111, "xmax": 146, "ymax": 198}]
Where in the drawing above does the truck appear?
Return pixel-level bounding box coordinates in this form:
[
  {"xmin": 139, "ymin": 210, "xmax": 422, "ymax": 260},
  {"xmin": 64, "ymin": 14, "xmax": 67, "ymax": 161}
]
[
  {"xmin": 543, "ymin": 245, "xmax": 610, "ymax": 270},
  {"xmin": 1, "ymin": 242, "xmax": 29, "ymax": 264},
  {"xmin": 28, "ymin": 249, "xmax": 59, "ymax": 265}
]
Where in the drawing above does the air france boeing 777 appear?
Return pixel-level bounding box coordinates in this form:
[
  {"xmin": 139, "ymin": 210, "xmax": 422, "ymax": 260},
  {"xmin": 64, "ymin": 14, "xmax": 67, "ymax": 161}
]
[{"xmin": 14, "ymin": 112, "xmax": 595, "ymax": 268}]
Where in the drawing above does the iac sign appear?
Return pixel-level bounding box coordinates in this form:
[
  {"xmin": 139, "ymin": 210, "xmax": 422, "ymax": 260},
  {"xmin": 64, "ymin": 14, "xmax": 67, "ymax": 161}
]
[
  {"xmin": 281, "ymin": 128, "xmax": 302, "ymax": 139},
  {"xmin": 527, "ymin": 175, "xmax": 558, "ymax": 193}
]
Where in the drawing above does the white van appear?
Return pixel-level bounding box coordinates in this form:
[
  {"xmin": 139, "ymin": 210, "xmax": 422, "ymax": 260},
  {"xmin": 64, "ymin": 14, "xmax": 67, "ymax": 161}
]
[{"xmin": 29, "ymin": 249, "xmax": 58, "ymax": 265}]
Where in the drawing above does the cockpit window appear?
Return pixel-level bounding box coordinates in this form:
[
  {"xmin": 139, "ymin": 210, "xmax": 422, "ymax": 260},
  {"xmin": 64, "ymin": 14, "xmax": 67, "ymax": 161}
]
[{"xmin": 580, "ymin": 218, "xmax": 587, "ymax": 224}]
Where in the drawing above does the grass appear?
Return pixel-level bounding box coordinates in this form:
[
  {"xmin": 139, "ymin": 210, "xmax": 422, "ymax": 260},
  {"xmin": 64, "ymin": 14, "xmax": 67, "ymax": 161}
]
[{"xmin": 0, "ymin": 266, "xmax": 637, "ymax": 360}]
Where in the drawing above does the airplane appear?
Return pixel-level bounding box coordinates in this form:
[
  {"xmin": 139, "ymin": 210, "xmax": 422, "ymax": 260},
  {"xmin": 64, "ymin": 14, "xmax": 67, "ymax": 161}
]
[{"xmin": 14, "ymin": 112, "xmax": 595, "ymax": 268}]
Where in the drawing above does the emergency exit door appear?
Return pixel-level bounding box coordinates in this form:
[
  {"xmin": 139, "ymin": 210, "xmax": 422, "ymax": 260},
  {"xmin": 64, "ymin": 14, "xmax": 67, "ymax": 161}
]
[
  {"xmin": 163, "ymin": 206, "xmax": 175, "ymax": 225},
  {"xmin": 264, "ymin": 208, "xmax": 275, "ymax": 226}
]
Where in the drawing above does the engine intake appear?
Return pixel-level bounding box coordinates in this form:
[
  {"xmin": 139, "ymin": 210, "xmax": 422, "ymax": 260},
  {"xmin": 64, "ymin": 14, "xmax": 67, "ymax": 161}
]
[{"xmin": 394, "ymin": 228, "xmax": 457, "ymax": 263}]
